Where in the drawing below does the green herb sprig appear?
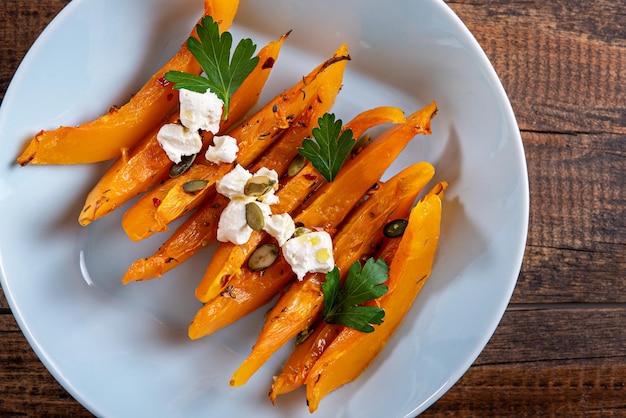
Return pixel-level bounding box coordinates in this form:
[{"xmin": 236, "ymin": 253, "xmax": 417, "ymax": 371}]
[
  {"xmin": 322, "ymin": 258, "xmax": 389, "ymax": 333},
  {"xmin": 298, "ymin": 113, "xmax": 356, "ymax": 182},
  {"xmin": 165, "ymin": 16, "xmax": 259, "ymax": 118}
]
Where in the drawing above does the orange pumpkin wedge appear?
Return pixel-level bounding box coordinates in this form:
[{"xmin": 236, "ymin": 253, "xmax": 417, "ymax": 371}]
[
  {"xmin": 121, "ymin": 45, "xmax": 350, "ymax": 242},
  {"xmin": 79, "ymin": 33, "xmax": 287, "ymax": 226},
  {"xmin": 305, "ymin": 182, "xmax": 446, "ymax": 413},
  {"xmin": 17, "ymin": 1, "xmax": 239, "ymax": 165},
  {"xmin": 194, "ymin": 106, "xmax": 406, "ymax": 302},
  {"xmin": 229, "ymin": 161, "xmax": 435, "ymax": 387},
  {"xmin": 187, "ymin": 102, "xmax": 436, "ymax": 342},
  {"xmin": 294, "ymin": 101, "xmax": 437, "ymax": 231},
  {"xmin": 121, "ymin": 118, "xmax": 322, "ymax": 285},
  {"xmin": 268, "ymin": 170, "xmax": 431, "ymax": 402}
]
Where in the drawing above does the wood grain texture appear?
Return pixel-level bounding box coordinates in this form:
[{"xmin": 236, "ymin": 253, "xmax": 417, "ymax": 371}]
[
  {"xmin": 1, "ymin": 0, "xmax": 625, "ymax": 416},
  {"xmin": 422, "ymin": 360, "xmax": 626, "ymax": 417}
]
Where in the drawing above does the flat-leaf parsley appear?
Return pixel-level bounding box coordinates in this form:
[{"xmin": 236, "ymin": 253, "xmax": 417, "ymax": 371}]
[
  {"xmin": 298, "ymin": 113, "xmax": 356, "ymax": 182},
  {"xmin": 322, "ymin": 258, "xmax": 389, "ymax": 333},
  {"xmin": 165, "ymin": 16, "xmax": 259, "ymax": 118}
]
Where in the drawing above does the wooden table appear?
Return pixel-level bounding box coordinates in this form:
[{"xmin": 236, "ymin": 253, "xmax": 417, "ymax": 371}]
[{"xmin": 1, "ymin": 1, "xmax": 624, "ymax": 416}]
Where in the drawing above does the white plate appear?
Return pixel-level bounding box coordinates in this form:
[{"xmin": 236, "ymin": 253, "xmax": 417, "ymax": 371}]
[{"xmin": 0, "ymin": 0, "xmax": 528, "ymax": 416}]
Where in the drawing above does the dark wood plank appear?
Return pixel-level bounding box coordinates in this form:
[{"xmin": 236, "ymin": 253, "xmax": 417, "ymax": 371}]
[
  {"xmin": 446, "ymin": 0, "xmax": 626, "ymax": 303},
  {"xmin": 514, "ymin": 131, "xmax": 626, "ymax": 303},
  {"xmin": 422, "ymin": 307, "xmax": 626, "ymax": 416},
  {"xmin": 421, "ymin": 359, "xmax": 626, "ymax": 417},
  {"xmin": 0, "ymin": 287, "xmax": 9, "ymax": 310},
  {"xmin": 447, "ymin": 0, "xmax": 626, "ymax": 134},
  {"xmin": 476, "ymin": 307, "xmax": 626, "ymax": 366}
]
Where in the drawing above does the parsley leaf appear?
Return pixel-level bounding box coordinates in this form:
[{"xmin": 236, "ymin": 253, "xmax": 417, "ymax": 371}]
[
  {"xmin": 298, "ymin": 113, "xmax": 356, "ymax": 182},
  {"xmin": 165, "ymin": 16, "xmax": 259, "ymax": 118},
  {"xmin": 322, "ymin": 258, "xmax": 389, "ymax": 333}
]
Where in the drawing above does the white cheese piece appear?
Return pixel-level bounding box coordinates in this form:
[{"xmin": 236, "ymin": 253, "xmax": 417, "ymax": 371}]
[
  {"xmin": 217, "ymin": 200, "xmax": 253, "ymax": 245},
  {"xmin": 254, "ymin": 167, "xmax": 280, "ymax": 205},
  {"xmin": 255, "ymin": 167, "xmax": 279, "ymax": 181},
  {"xmin": 282, "ymin": 231, "xmax": 334, "ymax": 280},
  {"xmin": 179, "ymin": 88, "xmax": 223, "ymax": 134},
  {"xmin": 217, "ymin": 199, "xmax": 273, "ymax": 245},
  {"xmin": 156, "ymin": 123, "xmax": 202, "ymax": 164},
  {"xmin": 263, "ymin": 213, "xmax": 296, "ymax": 247},
  {"xmin": 215, "ymin": 165, "xmax": 289, "ymax": 245},
  {"xmin": 205, "ymin": 135, "xmax": 239, "ymax": 164},
  {"xmin": 216, "ymin": 164, "xmax": 253, "ymax": 200}
]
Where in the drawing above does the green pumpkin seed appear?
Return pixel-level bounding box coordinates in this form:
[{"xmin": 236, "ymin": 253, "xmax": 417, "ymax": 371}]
[
  {"xmin": 287, "ymin": 154, "xmax": 306, "ymax": 177},
  {"xmin": 244, "ymin": 175, "xmax": 277, "ymax": 197},
  {"xmin": 247, "ymin": 243, "xmax": 279, "ymax": 271},
  {"xmin": 183, "ymin": 179, "xmax": 209, "ymax": 194},
  {"xmin": 295, "ymin": 325, "xmax": 315, "ymax": 346},
  {"xmin": 245, "ymin": 202, "xmax": 265, "ymax": 231},
  {"xmin": 383, "ymin": 219, "xmax": 409, "ymax": 238},
  {"xmin": 293, "ymin": 226, "xmax": 311, "ymax": 237},
  {"xmin": 169, "ymin": 153, "xmax": 197, "ymax": 178}
]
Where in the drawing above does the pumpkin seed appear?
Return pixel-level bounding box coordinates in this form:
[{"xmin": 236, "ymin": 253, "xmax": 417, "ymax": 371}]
[
  {"xmin": 287, "ymin": 154, "xmax": 306, "ymax": 177},
  {"xmin": 183, "ymin": 179, "xmax": 208, "ymax": 194},
  {"xmin": 295, "ymin": 325, "xmax": 315, "ymax": 346},
  {"xmin": 247, "ymin": 243, "xmax": 279, "ymax": 271},
  {"xmin": 245, "ymin": 202, "xmax": 265, "ymax": 231},
  {"xmin": 293, "ymin": 226, "xmax": 311, "ymax": 237},
  {"xmin": 244, "ymin": 175, "xmax": 277, "ymax": 197},
  {"xmin": 383, "ymin": 219, "xmax": 409, "ymax": 238},
  {"xmin": 169, "ymin": 153, "xmax": 197, "ymax": 178}
]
